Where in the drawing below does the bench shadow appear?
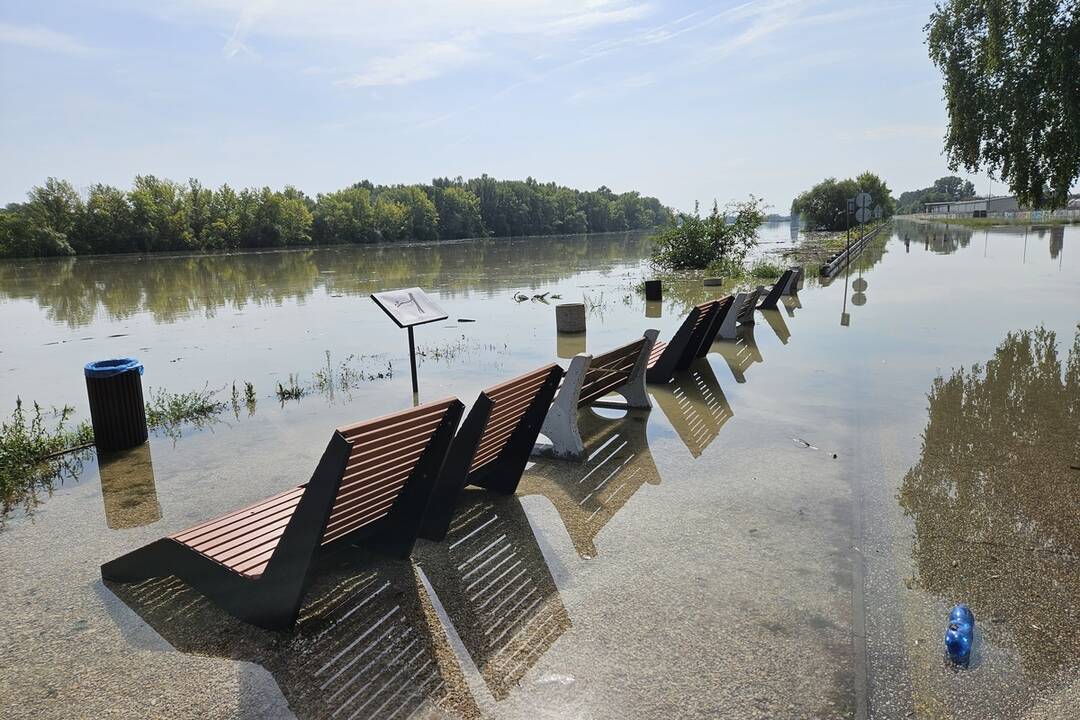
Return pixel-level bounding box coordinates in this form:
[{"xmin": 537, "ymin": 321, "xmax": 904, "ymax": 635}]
[
  {"xmin": 516, "ymin": 409, "xmax": 660, "ymax": 559},
  {"xmin": 107, "ymin": 549, "xmax": 481, "ymax": 720},
  {"xmin": 650, "ymin": 359, "xmax": 733, "ymax": 459},
  {"xmin": 414, "ymin": 491, "xmax": 572, "ymax": 701}
]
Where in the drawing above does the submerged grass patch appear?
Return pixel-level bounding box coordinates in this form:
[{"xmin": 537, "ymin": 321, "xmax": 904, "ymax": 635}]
[
  {"xmin": 749, "ymin": 259, "xmax": 784, "ymax": 279},
  {"xmin": 145, "ymin": 385, "xmax": 228, "ymax": 438},
  {"xmin": 1, "ymin": 399, "xmax": 93, "ymax": 523}
]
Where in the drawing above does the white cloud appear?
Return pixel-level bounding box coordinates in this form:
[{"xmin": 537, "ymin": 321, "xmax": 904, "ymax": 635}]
[
  {"xmin": 339, "ymin": 39, "xmax": 484, "ymax": 87},
  {"xmin": 0, "ymin": 22, "xmax": 93, "ymax": 54},
  {"xmin": 154, "ymin": 0, "xmax": 652, "ymax": 85}
]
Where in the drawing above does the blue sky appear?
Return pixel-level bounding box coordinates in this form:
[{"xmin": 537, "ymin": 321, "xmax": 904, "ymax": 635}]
[{"xmin": 0, "ymin": 0, "xmax": 996, "ymax": 211}]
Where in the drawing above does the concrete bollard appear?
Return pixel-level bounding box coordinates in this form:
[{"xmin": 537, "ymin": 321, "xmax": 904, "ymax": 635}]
[
  {"xmin": 703, "ymin": 277, "xmax": 724, "ymax": 286},
  {"xmin": 645, "ymin": 301, "xmax": 662, "ymax": 318},
  {"xmin": 644, "ymin": 280, "xmax": 662, "ymax": 301},
  {"xmin": 555, "ymin": 303, "xmax": 586, "ymax": 333}
]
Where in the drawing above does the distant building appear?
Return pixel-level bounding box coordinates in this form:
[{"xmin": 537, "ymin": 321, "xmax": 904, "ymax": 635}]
[{"xmin": 923, "ymin": 196, "xmax": 1019, "ymax": 216}]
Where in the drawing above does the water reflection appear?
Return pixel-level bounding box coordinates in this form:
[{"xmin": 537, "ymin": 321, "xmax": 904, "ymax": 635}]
[
  {"xmin": 651, "ymin": 360, "xmax": 733, "ymax": 458},
  {"xmin": 899, "ymin": 326, "xmax": 1080, "ymax": 680},
  {"xmin": 760, "ymin": 308, "xmax": 791, "ymax": 345},
  {"xmin": 711, "ymin": 324, "xmax": 762, "ymax": 384},
  {"xmin": 0, "ymin": 233, "xmax": 651, "ymax": 329},
  {"xmin": 109, "ymin": 550, "xmax": 481, "ymax": 719},
  {"xmin": 518, "ymin": 409, "xmax": 659, "ymax": 558},
  {"xmin": 555, "ymin": 332, "xmax": 587, "ymax": 359},
  {"xmin": 97, "ymin": 444, "xmax": 161, "ymax": 529},
  {"xmin": 415, "ymin": 492, "xmax": 571, "ymax": 700}
]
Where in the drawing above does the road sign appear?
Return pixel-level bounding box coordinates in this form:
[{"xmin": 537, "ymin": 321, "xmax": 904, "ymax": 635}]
[
  {"xmin": 852, "ymin": 278, "xmax": 868, "ymax": 292},
  {"xmin": 855, "ymin": 192, "xmax": 872, "ymax": 209},
  {"xmin": 873, "ymin": 204, "xmax": 883, "ymax": 219},
  {"xmin": 855, "ymin": 207, "xmax": 871, "ymax": 223}
]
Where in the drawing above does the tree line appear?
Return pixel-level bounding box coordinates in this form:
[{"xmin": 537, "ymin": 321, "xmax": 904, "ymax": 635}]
[
  {"xmin": 0, "ymin": 175, "xmax": 672, "ymax": 258},
  {"xmin": 894, "ymin": 176, "xmax": 977, "ymax": 215}
]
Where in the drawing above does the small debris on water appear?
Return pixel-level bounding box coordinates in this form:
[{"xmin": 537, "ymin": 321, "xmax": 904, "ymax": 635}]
[
  {"xmin": 458, "ymin": 318, "xmax": 476, "ymax": 322},
  {"xmin": 793, "ymin": 437, "xmax": 819, "ymax": 450}
]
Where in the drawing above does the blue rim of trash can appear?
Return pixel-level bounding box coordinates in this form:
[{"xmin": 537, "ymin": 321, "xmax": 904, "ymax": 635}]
[{"xmin": 85, "ymin": 357, "xmax": 144, "ymax": 379}]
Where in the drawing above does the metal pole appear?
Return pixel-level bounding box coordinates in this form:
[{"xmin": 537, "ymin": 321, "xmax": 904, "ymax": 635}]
[{"xmin": 407, "ymin": 326, "xmax": 419, "ymax": 394}]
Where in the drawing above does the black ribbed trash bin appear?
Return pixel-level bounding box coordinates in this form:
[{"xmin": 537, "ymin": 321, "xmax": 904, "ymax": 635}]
[{"xmin": 85, "ymin": 358, "xmax": 148, "ymax": 452}]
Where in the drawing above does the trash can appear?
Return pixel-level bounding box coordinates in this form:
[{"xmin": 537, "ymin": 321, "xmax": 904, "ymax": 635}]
[{"xmin": 85, "ymin": 358, "xmax": 148, "ymax": 452}]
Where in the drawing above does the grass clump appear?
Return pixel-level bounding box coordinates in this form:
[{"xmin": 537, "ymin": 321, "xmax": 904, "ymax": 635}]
[
  {"xmin": 1, "ymin": 399, "xmax": 93, "ymax": 523},
  {"xmin": 749, "ymin": 259, "xmax": 784, "ymax": 279},
  {"xmin": 145, "ymin": 385, "xmax": 227, "ymax": 438}
]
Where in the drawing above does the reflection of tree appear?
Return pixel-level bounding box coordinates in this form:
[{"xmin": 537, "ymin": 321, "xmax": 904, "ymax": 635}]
[
  {"xmin": 0, "ymin": 233, "xmax": 651, "ymax": 328},
  {"xmin": 899, "ymin": 326, "xmax": 1080, "ymax": 679}
]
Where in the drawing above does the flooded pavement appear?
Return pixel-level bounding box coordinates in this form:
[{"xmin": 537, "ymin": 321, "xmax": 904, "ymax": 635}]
[{"xmin": 0, "ymin": 221, "xmax": 1077, "ymax": 719}]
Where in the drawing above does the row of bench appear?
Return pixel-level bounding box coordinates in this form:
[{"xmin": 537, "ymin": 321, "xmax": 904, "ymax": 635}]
[{"xmin": 101, "ymin": 267, "xmax": 802, "ymax": 629}]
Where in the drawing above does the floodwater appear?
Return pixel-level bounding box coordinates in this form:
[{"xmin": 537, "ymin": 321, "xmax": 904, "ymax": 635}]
[{"xmin": 0, "ymin": 221, "xmax": 1077, "ymax": 719}]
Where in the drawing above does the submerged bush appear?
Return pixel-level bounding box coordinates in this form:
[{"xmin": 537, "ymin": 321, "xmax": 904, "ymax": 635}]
[
  {"xmin": 651, "ymin": 197, "xmax": 766, "ymax": 271},
  {"xmin": 1, "ymin": 399, "xmax": 93, "ymax": 522}
]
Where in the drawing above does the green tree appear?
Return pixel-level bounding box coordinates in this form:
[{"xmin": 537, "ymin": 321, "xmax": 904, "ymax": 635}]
[
  {"xmin": 378, "ymin": 186, "xmax": 439, "ymax": 242},
  {"xmin": 373, "ymin": 197, "xmax": 411, "ymax": 242},
  {"xmin": 429, "ymin": 185, "xmax": 485, "ymax": 239},
  {"xmin": 312, "ymin": 186, "xmax": 376, "ymax": 244},
  {"xmin": 791, "ymin": 172, "xmax": 894, "ymax": 230},
  {"xmin": 25, "ymin": 178, "xmax": 82, "ymax": 238},
  {"xmin": 0, "ymin": 211, "xmax": 74, "ymax": 257},
  {"xmin": 926, "ymin": 0, "xmax": 1080, "ymax": 208},
  {"xmin": 71, "ymin": 184, "xmax": 134, "ymax": 253}
]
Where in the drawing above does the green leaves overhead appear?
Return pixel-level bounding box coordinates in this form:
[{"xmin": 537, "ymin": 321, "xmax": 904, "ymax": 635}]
[{"xmin": 926, "ymin": 0, "xmax": 1080, "ymax": 208}]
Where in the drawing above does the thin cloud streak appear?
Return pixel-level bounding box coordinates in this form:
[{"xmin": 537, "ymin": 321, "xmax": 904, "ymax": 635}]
[{"xmin": 0, "ymin": 22, "xmax": 94, "ymax": 55}]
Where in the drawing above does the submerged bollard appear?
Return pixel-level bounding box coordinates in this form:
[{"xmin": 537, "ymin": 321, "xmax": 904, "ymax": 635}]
[
  {"xmin": 703, "ymin": 277, "xmax": 724, "ymax": 287},
  {"xmin": 555, "ymin": 303, "xmax": 586, "ymax": 333},
  {"xmin": 84, "ymin": 358, "xmax": 148, "ymax": 452},
  {"xmin": 644, "ymin": 279, "xmax": 662, "ymax": 301}
]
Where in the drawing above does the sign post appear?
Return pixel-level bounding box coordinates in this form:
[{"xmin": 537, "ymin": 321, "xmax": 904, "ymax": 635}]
[{"xmin": 370, "ymin": 287, "xmax": 448, "ymax": 396}]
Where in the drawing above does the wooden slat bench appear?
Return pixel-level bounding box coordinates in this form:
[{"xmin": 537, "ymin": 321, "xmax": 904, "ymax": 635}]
[
  {"xmin": 534, "ymin": 331, "xmax": 656, "ymax": 460},
  {"xmin": 419, "ymin": 364, "xmax": 563, "ymax": 541},
  {"xmin": 645, "ymin": 298, "xmax": 731, "ymax": 385},
  {"xmin": 756, "ymin": 269, "xmax": 796, "ymax": 310},
  {"xmin": 101, "ymin": 398, "xmax": 464, "ymax": 629}
]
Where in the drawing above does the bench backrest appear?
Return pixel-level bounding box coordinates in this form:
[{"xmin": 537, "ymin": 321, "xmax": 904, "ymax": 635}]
[
  {"xmin": 323, "ymin": 398, "xmax": 461, "ymax": 545},
  {"xmin": 470, "ymin": 364, "xmax": 561, "ymax": 474},
  {"xmin": 695, "ymin": 295, "xmax": 735, "ymax": 357},
  {"xmin": 578, "ymin": 336, "xmax": 650, "ymax": 407}
]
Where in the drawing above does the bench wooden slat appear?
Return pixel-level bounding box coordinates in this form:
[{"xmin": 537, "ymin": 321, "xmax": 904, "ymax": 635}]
[{"xmin": 171, "ymin": 487, "xmax": 305, "ymax": 543}]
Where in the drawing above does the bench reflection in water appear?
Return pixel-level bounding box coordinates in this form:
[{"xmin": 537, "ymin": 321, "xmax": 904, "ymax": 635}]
[
  {"xmin": 710, "ymin": 323, "xmax": 762, "ymax": 384},
  {"xmin": 519, "ymin": 408, "xmax": 659, "ymax": 558},
  {"xmin": 650, "ymin": 359, "xmax": 733, "ymax": 459},
  {"xmin": 108, "ymin": 550, "xmax": 480, "ymax": 719},
  {"xmin": 415, "ymin": 492, "xmax": 571, "ymax": 701}
]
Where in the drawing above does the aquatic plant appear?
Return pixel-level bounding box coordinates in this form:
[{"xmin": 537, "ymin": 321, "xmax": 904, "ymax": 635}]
[
  {"xmin": 145, "ymin": 385, "xmax": 228, "ymax": 438},
  {"xmin": 244, "ymin": 381, "xmax": 257, "ymax": 415},
  {"xmin": 276, "ymin": 374, "xmax": 306, "ymax": 403},
  {"xmin": 651, "ymin": 197, "xmax": 765, "ymax": 270},
  {"xmin": 0, "ymin": 399, "xmax": 93, "ymax": 523}
]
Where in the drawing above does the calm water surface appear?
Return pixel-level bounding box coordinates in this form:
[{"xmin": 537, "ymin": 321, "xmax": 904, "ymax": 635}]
[{"xmin": 0, "ymin": 221, "xmax": 1077, "ymax": 719}]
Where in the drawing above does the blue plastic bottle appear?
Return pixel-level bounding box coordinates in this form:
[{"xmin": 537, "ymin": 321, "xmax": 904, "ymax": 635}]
[{"xmin": 944, "ymin": 604, "xmax": 974, "ymax": 666}]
